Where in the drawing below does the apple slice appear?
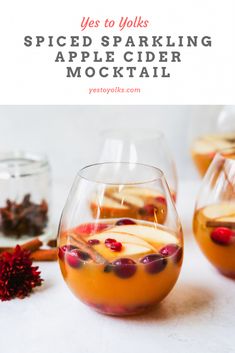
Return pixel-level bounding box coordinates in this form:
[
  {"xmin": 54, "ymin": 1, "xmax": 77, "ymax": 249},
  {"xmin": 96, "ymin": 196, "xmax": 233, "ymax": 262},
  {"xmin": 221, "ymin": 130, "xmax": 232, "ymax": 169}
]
[
  {"xmin": 93, "ymin": 242, "xmax": 152, "ymax": 261},
  {"xmin": 192, "ymin": 134, "xmax": 235, "ymax": 155},
  {"xmin": 206, "ymin": 214, "xmax": 235, "ymax": 229},
  {"xmin": 87, "ymin": 229, "xmax": 154, "ymax": 260},
  {"xmin": 87, "ymin": 231, "xmax": 155, "ymax": 250},
  {"xmin": 192, "ymin": 134, "xmax": 235, "ymax": 176},
  {"xmin": 109, "ymin": 191, "xmax": 145, "ymax": 208},
  {"xmin": 118, "ymin": 187, "xmax": 163, "ymax": 199},
  {"xmin": 202, "ymin": 203, "xmax": 235, "ymax": 220},
  {"xmin": 192, "ymin": 139, "xmax": 215, "ymax": 155},
  {"xmin": 217, "ymin": 216, "xmax": 235, "ymax": 222},
  {"xmin": 90, "ymin": 195, "xmax": 136, "ymax": 219},
  {"xmin": 91, "ymin": 196, "xmax": 128, "ymax": 209},
  {"xmin": 105, "ymin": 186, "xmax": 164, "ymax": 204},
  {"xmin": 109, "ymin": 224, "xmax": 178, "ymax": 247}
]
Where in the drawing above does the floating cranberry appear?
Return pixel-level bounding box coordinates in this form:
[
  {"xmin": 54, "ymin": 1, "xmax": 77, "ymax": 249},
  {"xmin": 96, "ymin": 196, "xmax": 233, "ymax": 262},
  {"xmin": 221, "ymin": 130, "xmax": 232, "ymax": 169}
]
[
  {"xmin": 110, "ymin": 242, "xmax": 122, "ymax": 252},
  {"xmin": 105, "ymin": 238, "xmax": 122, "ymax": 252},
  {"xmin": 140, "ymin": 254, "xmax": 167, "ymax": 274},
  {"xmin": 105, "ymin": 238, "xmax": 116, "ymax": 247},
  {"xmin": 159, "ymin": 244, "xmax": 183, "ymax": 263},
  {"xmin": 74, "ymin": 222, "xmax": 109, "ymax": 236},
  {"xmin": 66, "ymin": 249, "xmax": 90, "ymax": 268},
  {"xmin": 115, "ymin": 218, "xmax": 136, "ymax": 226},
  {"xmin": 112, "ymin": 258, "xmax": 137, "ymax": 278},
  {"xmin": 155, "ymin": 196, "xmax": 166, "ymax": 205},
  {"xmin": 58, "ymin": 245, "xmax": 77, "ymax": 261},
  {"xmin": 210, "ymin": 227, "xmax": 234, "ymax": 246},
  {"xmin": 88, "ymin": 239, "xmax": 100, "ymax": 246}
]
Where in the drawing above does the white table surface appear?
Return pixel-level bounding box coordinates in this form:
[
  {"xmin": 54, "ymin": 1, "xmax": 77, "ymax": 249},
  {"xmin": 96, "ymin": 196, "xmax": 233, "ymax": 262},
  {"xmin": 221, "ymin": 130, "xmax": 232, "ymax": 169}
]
[{"xmin": 1, "ymin": 180, "xmax": 235, "ymax": 353}]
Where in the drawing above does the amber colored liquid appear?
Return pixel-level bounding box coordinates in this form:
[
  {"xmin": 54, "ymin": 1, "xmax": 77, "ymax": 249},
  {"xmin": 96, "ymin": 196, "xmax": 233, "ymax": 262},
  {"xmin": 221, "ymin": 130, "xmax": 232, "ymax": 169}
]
[
  {"xmin": 59, "ymin": 258, "xmax": 181, "ymax": 315},
  {"xmin": 90, "ymin": 186, "xmax": 177, "ymax": 225},
  {"xmin": 191, "ymin": 151, "xmax": 215, "ymax": 177},
  {"xmin": 191, "ymin": 137, "xmax": 235, "ymax": 177},
  {"xmin": 193, "ymin": 207, "xmax": 235, "ymax": 277},
  {"xmin": 58, "ymin": 221, "xmax": 182, "ymax": 315}
]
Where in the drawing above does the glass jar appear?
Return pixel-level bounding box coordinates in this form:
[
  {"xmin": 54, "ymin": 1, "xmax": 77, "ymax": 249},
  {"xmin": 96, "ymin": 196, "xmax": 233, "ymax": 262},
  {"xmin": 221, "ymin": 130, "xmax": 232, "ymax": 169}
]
[{"xmin": 0, "ymin": 151, "xmax": 51, "ymax": 240}]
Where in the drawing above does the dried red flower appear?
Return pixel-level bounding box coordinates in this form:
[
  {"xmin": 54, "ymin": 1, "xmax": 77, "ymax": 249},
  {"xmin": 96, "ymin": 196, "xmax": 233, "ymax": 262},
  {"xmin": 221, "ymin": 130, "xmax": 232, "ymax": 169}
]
[{"xmin": 0, "ymin": 245, "xmax": 43, "ymax": 301}]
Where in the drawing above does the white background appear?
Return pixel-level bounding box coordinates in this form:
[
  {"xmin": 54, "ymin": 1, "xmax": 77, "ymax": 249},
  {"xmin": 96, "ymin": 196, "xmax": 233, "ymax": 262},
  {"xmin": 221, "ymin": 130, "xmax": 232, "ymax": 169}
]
[
  {"xmin": 0, "ymin": 105, "xmax": 222, "ymax": 182},
  {"xmin": 0, "ymin": 0, "xmax": 234, "ymax": 104},
  {"xmin": 0, "ymin": 104, "xmax": 226, "ymax": 236}
]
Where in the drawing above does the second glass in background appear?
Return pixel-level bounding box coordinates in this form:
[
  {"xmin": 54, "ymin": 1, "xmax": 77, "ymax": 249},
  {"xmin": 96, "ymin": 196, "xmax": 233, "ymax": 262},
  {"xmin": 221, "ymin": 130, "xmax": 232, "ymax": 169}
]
[
  {"xmin": 193, "ymin": 150, "xmax": 235, "ymax": 278},
  {"xmin": 97, "ymin": 129, "xmax": 178, "ymax": 201},
  {"xmin": 191, "ymin": 106, "xmax": 235, "ymax": 177}
]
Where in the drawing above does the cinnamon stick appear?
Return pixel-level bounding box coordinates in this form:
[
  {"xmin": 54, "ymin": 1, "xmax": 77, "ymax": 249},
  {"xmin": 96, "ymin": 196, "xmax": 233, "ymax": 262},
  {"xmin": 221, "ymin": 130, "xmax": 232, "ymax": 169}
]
[
  {"xmin": 0, "ymin": 237, "xmax": 42, "ymax": 254},
  {"xmin": 68, "ymin": 233, "xmax": 108, "ymax": 265},
  {"xmin": 206, "ymin": 220, "xmax": 235, "ymax": 229},
  {"xmin": 30, "ymin": 249, "xmax": 57, "ymax": 261},
  {"xmin": 47, "ymin": 239, "xmax": 57, "ymax": 248},
  {"xmin": 21, "ymin": 238, "xmax": 43, "ymax": 252}
]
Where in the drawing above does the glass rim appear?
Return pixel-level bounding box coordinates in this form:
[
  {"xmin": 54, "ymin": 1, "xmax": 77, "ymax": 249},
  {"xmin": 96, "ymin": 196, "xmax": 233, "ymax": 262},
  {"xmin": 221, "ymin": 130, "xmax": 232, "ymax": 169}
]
[
  {"xmin": 0, "ymin": 150, "xmax": 49, "ymax": 178},
  {"xmin": 78, "ymin": 162, "xmax": 165, "ymax": 185},
  {"xmin": 100, "ymin": 128, "xmax": 164, "ymax": 141}
]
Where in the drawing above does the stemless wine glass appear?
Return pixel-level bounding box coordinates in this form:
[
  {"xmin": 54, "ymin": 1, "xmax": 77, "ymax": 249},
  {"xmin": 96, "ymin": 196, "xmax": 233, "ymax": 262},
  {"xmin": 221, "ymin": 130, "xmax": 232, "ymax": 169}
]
[
  {"xmin": 191, "ymin": 106, "xmax": 235, "ymax": 177},
  {"xmin": 97, "ymin": 129, "xmax": 178, "ymax": 201},
  {"xmin": 193, "ymin": 147, "xmax": 235, "ymax": 278},
  {"xmin": 58, "ymin": 162, "xmax": 183, "ymax": 316}
]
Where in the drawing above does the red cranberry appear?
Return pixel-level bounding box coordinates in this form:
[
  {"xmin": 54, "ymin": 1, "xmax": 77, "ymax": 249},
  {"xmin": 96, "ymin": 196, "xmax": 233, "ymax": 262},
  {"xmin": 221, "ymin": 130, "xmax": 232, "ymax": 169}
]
[
  {"xmin": 105, "ymin": 238, "xmax": 122, "ymax": 252},
  {"xmin": 66, "ymin": 249, "xmax": 90, "ymax": 268},
  {"xmin": 140, "ymin": 254, "xmax": 167, "ymax": 274},
  {"xmin": 211, "ymin": 227, "xmax": 234, "ymax": 246},
  {"xmin": 88, "ymin": 239, "xmax": 100, "ymax": 246},
  {"xmin": 115, "ymin": 218, "xmax": 136, "ymax": 226},
  {"xmin": 110, "ymin": 242, "xmax": 122, "ymax": 252},
  {"xmin": 155, "ymin": 196, "xmax": 166, "ymax": 205},
  {"xmin": 74, "ymin": 222, "xmax": 109, "ymax": 236},
  {"xmin": 105, "ymin": 238, "xmax": 116, "ymax": 247},
  {"xmin": 112, "ymin": 258, "xmax": 137, "ymax": 278},
  {"xmin": 159, "ymin": 244, "xmax": 183, "ymax": 263},
  {"xmin": 58, "ymin": 245, "xmax": 77, "ymax": 260}
]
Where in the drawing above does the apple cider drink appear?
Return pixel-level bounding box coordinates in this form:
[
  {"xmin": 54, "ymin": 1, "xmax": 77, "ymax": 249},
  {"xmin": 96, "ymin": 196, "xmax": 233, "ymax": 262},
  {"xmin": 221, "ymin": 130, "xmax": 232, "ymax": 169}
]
[
  {"xmin": 58, "ymin": 163, "xmax": 183, "ymax": 315},
  {"xmin": 191, "ymin": 133, "xmax": 235, "ymax": 177},
  {"xmin": 194, "ymin": 203, "xmax": 235, "ymax": 277},
  {"xmin": 193, "ymin": 151, "xmax": 235, "ymax": 278}
]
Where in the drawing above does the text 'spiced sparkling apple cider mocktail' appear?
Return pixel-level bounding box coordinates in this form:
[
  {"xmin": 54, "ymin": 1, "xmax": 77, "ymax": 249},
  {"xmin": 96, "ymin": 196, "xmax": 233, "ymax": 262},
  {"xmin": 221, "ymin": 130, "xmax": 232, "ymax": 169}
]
[
  {"xmin": 193, "ymin": 152, "xmax": 235, "ymax": 278},
  {"xmin": 58, "ymin": 163, "xmax": 183, "ymax": 316}
]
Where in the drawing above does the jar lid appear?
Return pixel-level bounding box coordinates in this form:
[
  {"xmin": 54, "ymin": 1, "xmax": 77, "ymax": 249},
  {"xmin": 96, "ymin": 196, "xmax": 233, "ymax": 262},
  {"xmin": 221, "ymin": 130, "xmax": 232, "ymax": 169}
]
[{"xmin": 0, "ymin": 151, "xmax": 49, "ymax": 179}]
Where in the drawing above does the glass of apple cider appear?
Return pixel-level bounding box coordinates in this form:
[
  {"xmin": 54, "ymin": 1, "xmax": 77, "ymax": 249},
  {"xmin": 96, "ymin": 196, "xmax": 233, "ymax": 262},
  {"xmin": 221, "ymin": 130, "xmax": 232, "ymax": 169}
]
[
  {"xmin": 190, "ymin": 106, "xmax": 235, "ymax": 177},
  {"xmin": 193, "ymin": 149, "xmax": 235, "ymax": 278},
  {"xmin": 58, "ymin": 162, "xmax": 183, "ymax": 316},
  {"xmin": 97, "ymin": 129, "xmax": 178, "ymax": 201},
  {"xmin": 191, "ymin": 133, "xmax": 235, "ymax": 177}
]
